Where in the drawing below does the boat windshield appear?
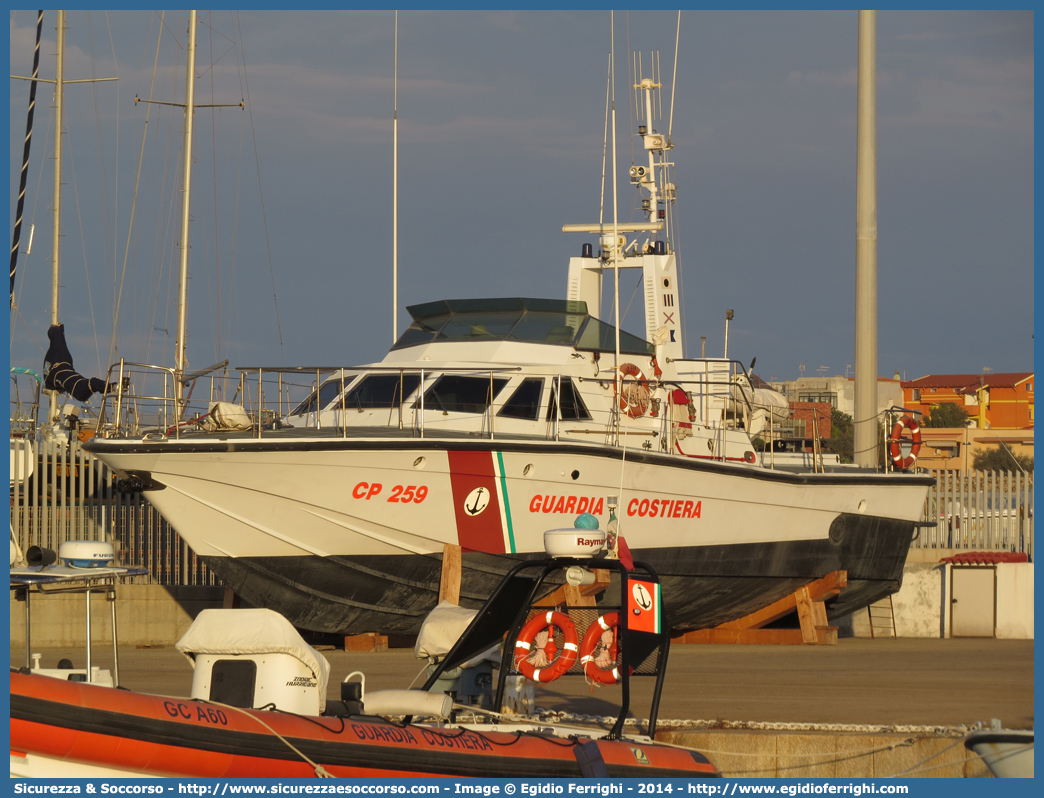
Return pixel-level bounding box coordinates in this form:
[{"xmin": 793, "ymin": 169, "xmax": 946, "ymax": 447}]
[
  {"xmin": 392, "ymin": 297, "xmax": 654, "ymax": 355},
  {"xmin": 575, "ymin": 317, "xmax": 655, "ymax": 355},
  {"xmin": 436, "ymin": 311, "xmax": 522, "ymax": 341},
  {"xmin": 290, "ymin": 379, "xmax": 345, "ymax": 416}
]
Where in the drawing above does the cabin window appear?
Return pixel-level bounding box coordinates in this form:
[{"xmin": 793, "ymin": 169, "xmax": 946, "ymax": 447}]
[
  {"xmin": 290, "ymin": 379, "xmax": 346, "ymax": 416},
  {"xmin": 420, "ymin": 375, "xmax": 510, "ymax": 414},
  {"xmin": 498, "ymin": 378, "xmax": 545, "ymax": 420},
  {"xmin": 547, "ymin": 378, "xmax": 591, "ymax": 421},
  {"xmin": 340, "ymin": 374, "xmax": 421, "ymax": 409}
]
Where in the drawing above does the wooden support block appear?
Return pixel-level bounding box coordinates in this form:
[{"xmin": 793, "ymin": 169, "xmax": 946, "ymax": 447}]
[
  {"xmin": 716, "ymin": 570, "xmax": 848, "ymax": 631},
  {"xmin": 672, "ymin": 570, "xmax": 848, "ymax": 646},
  {"xmin": 671, "ymin": 628, "xmax": 808, "ymax": 645},
  {"xmin": 344, "ymin": 633, "xmax": 389, "ymax": 652},
  {"xmin": 222, "ymin": 585, "xmax": 241, "ymax": 609},
  {"xmin": 795, "ymin": 586, "xmax": 818, "ymax": 644},
  {"xmin": 439, "ymin": 543, "xmax": 462, "ymax": 605},
  {"xmin": 814, "ymin": 626, "xmax": 839, "ymax": 646},
  {"xmin": 810, "ymin": 601, "xmax": 826, "ymax": 630}
]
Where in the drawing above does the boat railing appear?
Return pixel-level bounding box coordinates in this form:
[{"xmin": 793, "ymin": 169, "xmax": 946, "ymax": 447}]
[
  {"xmin": 92, "ymin": 358, "xmax": 759, "ymax": 454},
  {"xmin": 94, "ymin": 361, "xmax": 180, "ymax": 438},
  {"xmin": 10, "ymin": 367, "xmax": 42, "ymax": 439}
]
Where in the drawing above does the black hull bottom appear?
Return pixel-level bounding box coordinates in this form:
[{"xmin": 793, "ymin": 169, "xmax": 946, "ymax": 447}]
[{"xmin": 204, "ymin": 512, "xmax": 915, "ymax": 635}]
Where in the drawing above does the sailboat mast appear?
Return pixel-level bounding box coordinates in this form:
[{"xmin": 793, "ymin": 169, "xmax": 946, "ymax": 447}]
[
  {"xmin": 610, "ymin": 12, "xmax": 621, "ymax": 435},
  {"xmin": 392, "ymin": 10, "xmax": 398, "ymax": 343},
  {"xmin": 51, "ymin": 10, "xmax": 65, "ymax": 331},
  {"xmin": 174, "ymin": 10, "xmax": 197, "ymax": 408},
  {"xmin": 48, "ymin": 10, "xmax": 65, "ymax": 423}
]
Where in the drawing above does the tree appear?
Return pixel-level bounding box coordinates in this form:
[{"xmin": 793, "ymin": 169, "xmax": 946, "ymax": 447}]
[
  {"xmin": 922, "ymin": 402, "xmax": 970, "ymax": 428},
  {"xmin": 824, "ymin": 409, "xmax": 854, "ymax": 464},
  {"xmin": 973, "ymin": 446, "xmax": 1033, "ymax": 473}
]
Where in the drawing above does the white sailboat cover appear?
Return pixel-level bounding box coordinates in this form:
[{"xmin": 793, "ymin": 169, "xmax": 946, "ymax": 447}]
[
  {"xmin": 176, "ymin": 608, "xmax": 331, "ymax": 698},
  {"xmin": 202, "ymin": 401, "xmax": 252, "ymax": 431}
]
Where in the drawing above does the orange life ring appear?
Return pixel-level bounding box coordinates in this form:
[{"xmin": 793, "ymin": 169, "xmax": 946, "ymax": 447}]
[
  {"xmin": 579, "ymin": 612, "xmax": 621, "ymax": 685},
  {"xmin": 888, "ymin": 415, "xmax": 922, "ymax": 470},
  {"xmin": 513, "ymin": 610, "xmax": 578, "ymax": 683},
  {"xmin": 613, "ymin": 363, "xmax": 650, "ymax": 419}
]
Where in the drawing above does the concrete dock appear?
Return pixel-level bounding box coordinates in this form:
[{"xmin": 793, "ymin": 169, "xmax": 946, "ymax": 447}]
[
  {"xmin": 11, "ymin": 638, "xmax": 1033, "ymax": 778},
  {"xmin": 12, "ymin": 637, "xmax": 1032, "ymax": 728}
]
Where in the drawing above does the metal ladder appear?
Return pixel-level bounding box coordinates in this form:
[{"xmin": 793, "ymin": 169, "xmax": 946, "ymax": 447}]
[{"xmin": 867, "ymin": 596, "xmax": 896, "ymax": 638}]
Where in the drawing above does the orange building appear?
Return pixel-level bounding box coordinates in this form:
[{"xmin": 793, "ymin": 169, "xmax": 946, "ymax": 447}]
[{"xmin": 900, "ymin": 373, "xmax": 1033, "ymax": 430}]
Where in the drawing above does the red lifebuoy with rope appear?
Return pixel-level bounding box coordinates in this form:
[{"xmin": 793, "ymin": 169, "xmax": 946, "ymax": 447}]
[
  {"xmin": 613, "ymin": 363, "xmax": 650, "ymax": 419},
  {"xmin": 888, "ymin": 415, "xmax": 922, "ymax": 470},
  {"xmin": 579, "ymin": 612, "xmax": 621, "ymax": 685},
  {"xmin": 514, "ymin": 610, "xmax": 579, "ymax": 683}
]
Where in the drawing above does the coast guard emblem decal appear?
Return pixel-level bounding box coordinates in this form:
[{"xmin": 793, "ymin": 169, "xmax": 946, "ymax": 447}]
[{"xmin": 463, "ymin": 486, "xmax": 491, "ymax": 516}]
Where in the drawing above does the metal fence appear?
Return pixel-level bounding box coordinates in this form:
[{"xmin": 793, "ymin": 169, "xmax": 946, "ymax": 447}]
[
  {"xmin": 916, "ymin": 469, "xmax": 1034, "ymax": 560},
  {"xmin": 9, "ymin": 436, "xmax": 216, "ymax": 586},
  {"xmin": 10, "ymin": 442, "xmax": 1034, "ymax": 585}
]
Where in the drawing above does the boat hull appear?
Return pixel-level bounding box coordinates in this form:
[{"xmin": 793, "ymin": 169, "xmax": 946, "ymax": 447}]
[
  {"xmin": 86, "ymin": 435, "xmax": 932, "ymax": 634},
  {"xmin": 9, "ymin": 672, "xmax": 719, "ymax": 779},
  {"xmin": 206, "ymin": 511, "xmax": 914, "ymax": 635},
  {"xmin": 964, "ymin": 730, "xmax": 1034, "ymax": 778}
]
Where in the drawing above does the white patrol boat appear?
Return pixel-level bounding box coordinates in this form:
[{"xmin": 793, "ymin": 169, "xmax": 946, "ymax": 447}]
[{"xmin": 85, "ymin": 43, "xmax": 933, "ymax": 637}]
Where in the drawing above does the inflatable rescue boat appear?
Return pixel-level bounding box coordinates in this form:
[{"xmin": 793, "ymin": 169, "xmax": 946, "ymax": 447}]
[{"xmin": 10, "ymin": 527, "xmax": 720, "ymax": 779}]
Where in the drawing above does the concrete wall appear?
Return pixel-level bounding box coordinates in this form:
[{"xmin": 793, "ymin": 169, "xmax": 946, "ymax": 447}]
[
  {"xmin": 656, "ymin": 730, "xmax": 991, "ymax": 778},
  {"xmin": 995, "ymin": 562, "xmax": 1034, "ymax": 639},
  {"xmin": 892, "ymin": 562, "xmax": 949, "ymax": 638},
  {"xmin": 10, "ymin": 584, "xmax": 225, "ymax": 648},
  {"xmin": 844, "ymin": 561, "xmax": 1033, "ymax": 640}
]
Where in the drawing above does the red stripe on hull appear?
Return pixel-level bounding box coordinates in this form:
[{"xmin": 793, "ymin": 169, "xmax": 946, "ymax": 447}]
[{"xmin": 447, "ymin": 450, "xmax": 504, "ymax": 553}]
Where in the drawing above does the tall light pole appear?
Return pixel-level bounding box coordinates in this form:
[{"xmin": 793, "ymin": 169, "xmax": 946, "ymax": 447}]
[{"xmin": 854, "ymin": 10, "xmax": 878, "ymax": 468}]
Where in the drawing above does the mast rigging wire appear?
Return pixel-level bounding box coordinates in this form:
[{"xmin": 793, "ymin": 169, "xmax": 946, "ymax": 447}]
[
  {"xmin": 207, "ymin": 12, "xmax": 225, "ymax": 363},
  {"xmin": 231, "ymin": 10, "xmax": 284, "ymax": 356},
  {"xmin": 10, "ymin": 9, "xmax": 43, "ymax": 310}
]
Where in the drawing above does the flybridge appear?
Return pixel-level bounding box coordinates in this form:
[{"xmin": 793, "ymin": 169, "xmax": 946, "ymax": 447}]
[
  {"xmin": 392, "ymin": 296, "xmax": 654, "ymax": 356},
  {"xmin": 564, "ymin": 60, "xmax": 684, "ymax": 363}
]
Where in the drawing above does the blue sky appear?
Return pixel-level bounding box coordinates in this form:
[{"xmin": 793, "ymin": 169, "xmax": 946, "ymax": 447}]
[{"xmin": 8, "ymin": 9, "xmax": 1033, "ymax": 387}]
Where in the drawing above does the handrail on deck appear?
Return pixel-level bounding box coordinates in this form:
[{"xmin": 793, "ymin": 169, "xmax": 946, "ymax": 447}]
[{"xmin": 93, "ymin": 359, "xmax": 760, "ymax": 455}]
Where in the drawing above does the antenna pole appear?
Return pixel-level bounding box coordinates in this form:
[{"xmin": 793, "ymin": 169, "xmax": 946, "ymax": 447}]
[
  {"xmin": 599, "ymin": 54, "xmax": 610, "ymax": 226},
  {"xmin": 392, "ymin": 10, "xmax": 399, "ymax": 343},
  {"xmin": 668, "ymin": 11, "xmax": 680, "ymax": 143},
  {"xmin": 174, "ymin": 10, "xmax": 197, "ymax": 411}
]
